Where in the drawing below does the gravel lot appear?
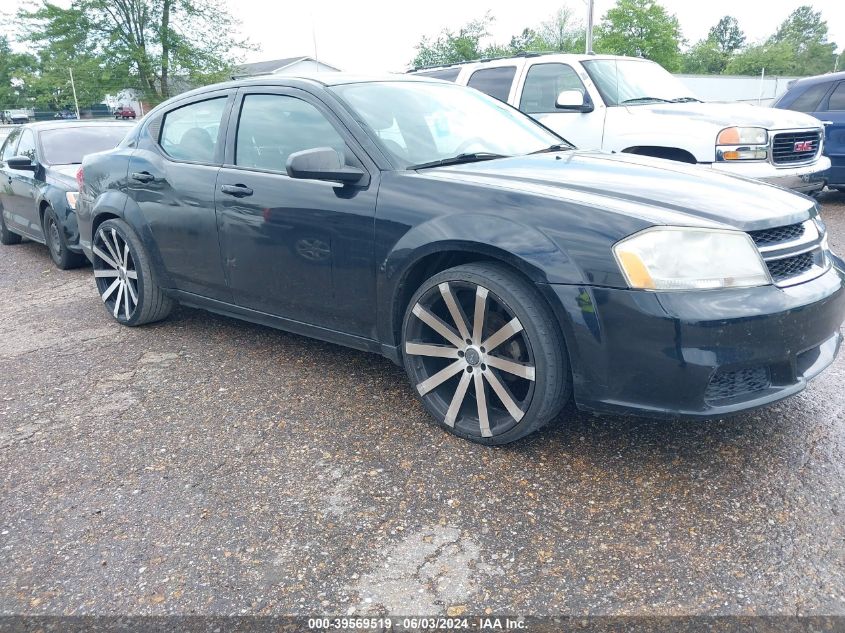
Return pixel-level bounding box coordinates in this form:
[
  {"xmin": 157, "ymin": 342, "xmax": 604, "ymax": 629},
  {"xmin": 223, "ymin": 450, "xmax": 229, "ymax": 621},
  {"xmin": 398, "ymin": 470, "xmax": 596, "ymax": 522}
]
[{"xmin": 1, "ymin": 191, "xmax": 844, "ymax": 617}]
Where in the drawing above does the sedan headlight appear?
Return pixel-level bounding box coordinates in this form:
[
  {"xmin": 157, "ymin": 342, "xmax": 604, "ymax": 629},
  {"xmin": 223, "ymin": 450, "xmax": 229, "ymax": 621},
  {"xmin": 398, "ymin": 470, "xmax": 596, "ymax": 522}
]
[
  {"xmin": 716, "ymin": 126, "xmax": 768, "ymax": 161},
  {"xmin": 66, "ymin": 191, "xmax": 79, "ymax": 209},
  {"xmin": 613, "ymin": 227, "xmax": 771, "ymax": 290}
]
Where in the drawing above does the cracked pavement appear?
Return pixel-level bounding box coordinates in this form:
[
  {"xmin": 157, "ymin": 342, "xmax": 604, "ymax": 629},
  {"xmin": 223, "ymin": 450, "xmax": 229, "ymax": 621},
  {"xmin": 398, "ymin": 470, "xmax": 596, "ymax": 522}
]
[{"xmin": 0, "ymin": 192, "xmax": 844, "ymax": 617}]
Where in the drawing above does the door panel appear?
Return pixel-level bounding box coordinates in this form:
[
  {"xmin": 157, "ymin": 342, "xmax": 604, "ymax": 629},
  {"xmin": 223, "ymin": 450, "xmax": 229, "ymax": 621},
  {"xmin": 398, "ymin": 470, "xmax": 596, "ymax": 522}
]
[
  {"xmin": 216, "ymin": 90, "xmax": 378, "ymax": 337},
  {"xmin": 815, "ymin": 82, "xmax": 845, "ymax": 186},
  {"xmin": 125, "ymin": 94, "xmax": 232, "ymax": 300},
  {"xmin": 5, "ymin": 129, "xmax": 42, "ymax": 238}
]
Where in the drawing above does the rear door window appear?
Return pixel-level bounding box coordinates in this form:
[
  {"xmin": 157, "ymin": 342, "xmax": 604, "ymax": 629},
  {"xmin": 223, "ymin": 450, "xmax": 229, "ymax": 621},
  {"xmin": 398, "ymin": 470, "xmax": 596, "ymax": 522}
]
[
  {"xmin": 1, "ymin": 128, "xmax": 21, "ymax": 162},
  {"xmin": 467, "ymin": 66, "xmax": 517, "ymax": 102},
  {"xmin": 159, "ymin": 97, "xmax": 227, "ymax": 162},
  {"xmin": 787, "ymin": 82, "xmax": 831, "ymax": 113},
  {"xmin": 828, "ymin": 82, "xmax": 845, "ymax": 111}
]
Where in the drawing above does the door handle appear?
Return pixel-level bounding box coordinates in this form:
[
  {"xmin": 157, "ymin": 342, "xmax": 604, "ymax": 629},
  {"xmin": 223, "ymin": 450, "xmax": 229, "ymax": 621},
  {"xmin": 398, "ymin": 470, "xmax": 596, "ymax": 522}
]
[
  {"xmin": 221, "ymin": 184, "xmax": 253, "ymax": 197},
  {"xmin": 131, "ymin": 171, "xmax": 154, "ymax": 183},
  {"xmin": 820, "ymin": 121, "xmax": 833, "ymax": 126}
]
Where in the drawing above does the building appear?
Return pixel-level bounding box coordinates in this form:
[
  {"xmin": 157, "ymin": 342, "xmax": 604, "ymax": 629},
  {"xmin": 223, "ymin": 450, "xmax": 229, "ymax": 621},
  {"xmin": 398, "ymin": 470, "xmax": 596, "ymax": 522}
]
[{"xmin": 236, "ymin": 57, "xmax": 341, "ymax": 78}]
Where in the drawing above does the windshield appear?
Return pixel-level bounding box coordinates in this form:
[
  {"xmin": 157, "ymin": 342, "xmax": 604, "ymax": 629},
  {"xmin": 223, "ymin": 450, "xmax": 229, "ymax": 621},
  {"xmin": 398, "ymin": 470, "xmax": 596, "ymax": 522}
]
[
  {"xmin": 39, "ymin": 125, "xmax": 132, "ymax": 165},
  {"xmin": 330, "ymin": 81, "xmax": 567, "ymax": 168},
  {"xmin": 582, "ymin": 59, "xmax": 698, "ymax": 106}
]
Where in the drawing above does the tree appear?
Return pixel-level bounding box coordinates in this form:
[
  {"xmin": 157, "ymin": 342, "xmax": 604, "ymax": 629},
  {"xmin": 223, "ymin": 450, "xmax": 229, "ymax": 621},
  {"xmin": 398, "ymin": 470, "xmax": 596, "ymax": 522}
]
[
  {"xmin": 593, "ymin": 0, "xmax": 684, "ymax": 71},
  {"xmin": 0, "ymin": 35, "xmax": 37, "ymax": 108},
  {"xmin": 724, "ymin": 41, "xmax": 796, "ymax": 76},
  {"xmin": 768, "ymin": 5, "xmax": 837, "ymax": 76},
  {"xmin": 18, "ymin": 0, "xmax": 252, "ymax": 104},
  {"xmin": 536, "ymin": 7, "xmax": 585, "ymax": 53},
  {"xmin": 411, "ymin": 14, "xmax": 495, "ymax": 68},
  {"xmin": 682, "ymin": 39, "xmax": 727, "ymax": 74},
  {"xmin": 708, "ymin": 16, "xmax": 745, "ymax": 55}
]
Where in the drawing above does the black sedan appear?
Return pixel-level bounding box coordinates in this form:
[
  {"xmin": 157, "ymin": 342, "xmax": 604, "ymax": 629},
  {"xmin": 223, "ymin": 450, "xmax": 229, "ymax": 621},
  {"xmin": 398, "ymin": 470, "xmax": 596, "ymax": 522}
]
[
  {"xmin": 0, "ymin": 121, "xmax": 134, "ymax": 268},
  {"xmin": 76, "ymin": 74, "xmax": 845, "ymax": 444}
]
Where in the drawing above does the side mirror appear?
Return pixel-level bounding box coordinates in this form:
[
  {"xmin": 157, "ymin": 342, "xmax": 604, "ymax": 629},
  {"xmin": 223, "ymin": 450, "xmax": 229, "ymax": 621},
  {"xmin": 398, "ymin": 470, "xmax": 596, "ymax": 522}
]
[
  {"xmin": 7, "ymin": 155, "xmax": 36, "ymax": 171},
  {"xmin": 555, "ymin": 90, "xmax": 594, "ymax": 113},
  {"xmin": 286, "ymin": 147, "xmax": 364, "ymax": 184}
]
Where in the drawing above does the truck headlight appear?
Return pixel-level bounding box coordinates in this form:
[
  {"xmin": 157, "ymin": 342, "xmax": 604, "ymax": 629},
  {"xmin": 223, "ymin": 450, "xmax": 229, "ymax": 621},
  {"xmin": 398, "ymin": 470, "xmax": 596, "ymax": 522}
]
[
  {"xmin": 613, "ymin": 227, "xmax": 771, "ymax": 290},
  {"xmin": 716, "ymin": 127, "xmax": 768, "ymax": 161}
]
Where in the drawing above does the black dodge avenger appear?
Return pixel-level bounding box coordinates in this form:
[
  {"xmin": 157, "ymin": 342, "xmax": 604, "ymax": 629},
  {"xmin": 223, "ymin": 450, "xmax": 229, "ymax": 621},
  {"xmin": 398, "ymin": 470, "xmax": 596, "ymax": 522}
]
[{"xmin": 75, "ymin": 74, "xmax": 845, "ymax": 444}]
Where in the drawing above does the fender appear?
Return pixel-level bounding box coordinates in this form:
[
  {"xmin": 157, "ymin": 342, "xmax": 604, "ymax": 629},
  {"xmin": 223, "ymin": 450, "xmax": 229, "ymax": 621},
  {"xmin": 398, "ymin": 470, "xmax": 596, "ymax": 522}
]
[
  {"xmin": 91, "ymin": 192, "xmax": 176, "ymax": 291},
  {"xmin": 376, "ymin": 213, "xmax": 583, "ymax": 347},
  {"xmin": 37, "ymin": 187, "xmax": 82, "ymax": 251}
]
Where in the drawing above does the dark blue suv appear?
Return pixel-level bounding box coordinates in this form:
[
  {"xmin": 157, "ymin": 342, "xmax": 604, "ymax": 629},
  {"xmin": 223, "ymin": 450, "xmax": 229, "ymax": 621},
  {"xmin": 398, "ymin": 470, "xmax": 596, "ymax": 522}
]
[{"xmin": 774, "ymin": 71, "xmax": 845, "ymax": 190}]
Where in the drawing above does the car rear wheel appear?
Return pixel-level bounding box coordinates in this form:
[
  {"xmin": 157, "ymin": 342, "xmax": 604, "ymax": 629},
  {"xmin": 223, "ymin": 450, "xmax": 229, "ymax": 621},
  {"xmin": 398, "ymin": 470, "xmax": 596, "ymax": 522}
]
[
  {"xmin": 43, "ymin": 208, "xmax": 85, "ymax": 270},
  {"xmin": 92, "ymin": 219, "xmax": 173, "ymax": 326},
  {"xmin": 402, "ymin": 262, "xmax": 570, "ymax": 445},
  {"xmin": 0, "ymin": 211, "xmax": 22, "ymax": 245}
]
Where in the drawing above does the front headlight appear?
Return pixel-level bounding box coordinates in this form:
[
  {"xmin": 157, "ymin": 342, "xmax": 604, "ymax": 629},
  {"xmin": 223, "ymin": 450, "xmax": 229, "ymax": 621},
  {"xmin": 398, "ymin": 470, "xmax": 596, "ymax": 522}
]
[
  {"xmin": 716, "ymin": 126, "xmax": 768, "ymax": 161},
  {"xmin": 613, "ymin": 227, "xmax": 771, "ymax": 290},
  {"xmin": 65, "ymin": 191, "xmax": 79, "ymax": 209}
]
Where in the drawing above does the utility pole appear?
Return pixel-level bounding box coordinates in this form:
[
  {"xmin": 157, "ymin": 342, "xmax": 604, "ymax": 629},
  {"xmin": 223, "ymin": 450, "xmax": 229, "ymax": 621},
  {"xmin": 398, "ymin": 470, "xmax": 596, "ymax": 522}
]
[
  {"xmin": 585, "ymin": 0, "xmax": 595, "ymax": 54},
  {"xmin": 69, "ymin": 68, "xmax": 80, "ymax": 119}
]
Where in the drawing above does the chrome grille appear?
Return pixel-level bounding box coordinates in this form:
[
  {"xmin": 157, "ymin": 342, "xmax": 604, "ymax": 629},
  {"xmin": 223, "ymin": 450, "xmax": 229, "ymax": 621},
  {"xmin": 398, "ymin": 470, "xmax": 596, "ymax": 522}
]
[
  {"xmin": 748, "ymin": 222, "xmax": 805, "ymax": 246},
  {"xmin": 771, "ymin": 130, "xmax": 821, "ymax": 165}
]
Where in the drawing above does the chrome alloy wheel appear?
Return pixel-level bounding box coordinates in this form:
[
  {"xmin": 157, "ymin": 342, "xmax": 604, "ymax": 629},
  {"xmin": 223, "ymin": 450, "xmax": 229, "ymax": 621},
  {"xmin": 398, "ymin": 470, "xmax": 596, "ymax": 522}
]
[
  {"xmin": 404, "ymin": 281, "xmax": 536, "ymax": 438},
  {"xmin": 92, "ymin": 226, "xmax": 139, "ymax": 321}
]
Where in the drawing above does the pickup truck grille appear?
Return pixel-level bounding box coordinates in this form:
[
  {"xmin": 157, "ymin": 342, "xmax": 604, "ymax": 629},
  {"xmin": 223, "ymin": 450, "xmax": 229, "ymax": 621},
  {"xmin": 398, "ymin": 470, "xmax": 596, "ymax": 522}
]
[
  {"xmin": 771, "ymin": 130, "xmax": 821, "ymax": 165},
  {"xmin": 748, "ymin": 222, "xmax": 805, "ymax": 246}
]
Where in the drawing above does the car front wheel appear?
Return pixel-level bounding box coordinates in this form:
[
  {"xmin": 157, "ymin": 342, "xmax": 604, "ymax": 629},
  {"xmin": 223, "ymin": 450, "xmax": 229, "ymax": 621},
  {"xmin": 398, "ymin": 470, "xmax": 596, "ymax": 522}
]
[
  {"xmin": 92, "ymin": 219, "xmax": 173, "ymax": 326},
  {"xmin": 402, "ymin": 262, "xmax": 570, "ymax": 445}
]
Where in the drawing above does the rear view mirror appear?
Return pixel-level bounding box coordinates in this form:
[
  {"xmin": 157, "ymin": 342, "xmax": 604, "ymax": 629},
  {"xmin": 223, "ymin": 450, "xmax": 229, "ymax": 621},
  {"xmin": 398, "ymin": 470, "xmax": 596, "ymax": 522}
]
[
  {"xmin": 286, "ymin": 147, "xmax": 364, "ymax": 184},
  {"xmin": 555, "ymin": 90, "xmax": 594, "ymax": 113},
  {"xmin": 7, "ymin": 155, "xmax": 36, "ymax": 171}
]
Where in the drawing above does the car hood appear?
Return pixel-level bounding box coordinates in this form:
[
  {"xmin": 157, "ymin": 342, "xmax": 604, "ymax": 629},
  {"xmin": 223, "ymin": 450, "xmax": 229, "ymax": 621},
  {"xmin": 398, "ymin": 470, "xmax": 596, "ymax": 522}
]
[
  {"xmin": 414, "ymin": 151, "xmax": 814, "ymax": 231},
  {"xmin": 46, "ymin": 164, "xmax": 80, "ymax": 190},
  {"xmin": 627, "ymin": 101, "xmax": 822, "ymax": 131}
]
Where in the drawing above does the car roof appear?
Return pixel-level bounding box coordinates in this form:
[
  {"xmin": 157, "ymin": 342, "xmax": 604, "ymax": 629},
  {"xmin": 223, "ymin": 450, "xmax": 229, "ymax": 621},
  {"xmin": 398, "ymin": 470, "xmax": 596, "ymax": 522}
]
[
  {"xmin": 410, "ymin": 52, "xmax": 647, "ymax": 72},
  {"xmin": 789, "ymin": 70, "xmax": 845, "ymax": 88},
  {"xmin": 22, "ymin": 120, "xmax": 136, "ymax": 133}
]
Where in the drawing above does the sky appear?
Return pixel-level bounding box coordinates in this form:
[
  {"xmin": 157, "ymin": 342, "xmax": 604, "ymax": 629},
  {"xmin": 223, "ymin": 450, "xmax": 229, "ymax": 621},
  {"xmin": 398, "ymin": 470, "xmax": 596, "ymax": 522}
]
[{"xmin": 3, "ymin": 0, "xmax": 844, "ymax": 73}]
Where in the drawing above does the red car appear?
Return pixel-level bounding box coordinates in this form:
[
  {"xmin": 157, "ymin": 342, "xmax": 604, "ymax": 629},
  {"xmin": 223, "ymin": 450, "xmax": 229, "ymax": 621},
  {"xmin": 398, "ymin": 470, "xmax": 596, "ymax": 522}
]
[{"xmin": 114, "ymin": 106, "xmax": 136, "ymax": 119}]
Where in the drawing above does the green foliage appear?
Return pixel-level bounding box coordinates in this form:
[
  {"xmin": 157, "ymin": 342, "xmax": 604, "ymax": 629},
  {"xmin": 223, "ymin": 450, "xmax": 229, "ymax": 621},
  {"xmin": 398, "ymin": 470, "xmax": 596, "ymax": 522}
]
[
  {"xmin": 593, "ymin": 0, "xmax": 683, "ymax": 71},
  {"xmin": 411, "ymin": 14, "xmax": 494, "ymax": 68},
  {"xmin": 682, "ymin": 39, "xmax": 727, "ymax": 74},
  {"xmin": 767, "ymin": 5, "xmax": 837, "ymax": 76},
  {"xmin": 17, "ymin": 0, "xmax": 253, "ymax": 107},
  {"xmin": 724, "ymin": 41, "xmax": 796, "ymax": 76},
  {"xmin": 708, "ymin": 16, "xmax": 745, "ymax": 55},
  {"xmin": 0, "ymin": 35, "xmax": 37, "ymax": 107}
]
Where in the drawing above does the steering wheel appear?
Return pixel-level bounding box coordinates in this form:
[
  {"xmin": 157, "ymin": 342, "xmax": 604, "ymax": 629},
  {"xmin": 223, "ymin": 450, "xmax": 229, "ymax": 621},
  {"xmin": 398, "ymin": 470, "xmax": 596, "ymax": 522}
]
[{"xmin": 453, "ymin": 137, "xmax": 489, "ymax": 155}]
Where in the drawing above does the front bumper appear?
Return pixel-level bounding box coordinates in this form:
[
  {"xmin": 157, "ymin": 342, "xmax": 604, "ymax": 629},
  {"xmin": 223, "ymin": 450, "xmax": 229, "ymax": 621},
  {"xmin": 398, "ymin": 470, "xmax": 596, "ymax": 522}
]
[
  {"xmin": 709, "ymin": 156, "xmax": 831, "ymax": 194},
  {"xmin": 545, "ymin": 262, "xmax": 845, "ymax": 419}
]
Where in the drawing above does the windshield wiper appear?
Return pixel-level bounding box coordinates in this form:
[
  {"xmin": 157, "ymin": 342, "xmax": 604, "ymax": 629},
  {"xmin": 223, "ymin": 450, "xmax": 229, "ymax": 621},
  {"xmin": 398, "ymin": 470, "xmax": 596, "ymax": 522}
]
[
  {"xmin": 669, "ymin": 97, "xmax": 702, "ymax": 103},
  {"xmin": 621, "ymin": 96, "xmax": 672, "ymax": 104},
  {"xmin": 408, "ymin": 152, "xmax": 509, "ymax": 170},
  {"xmin": 529, "ymin": 143, "xmax": 573, "ymax": 155}
]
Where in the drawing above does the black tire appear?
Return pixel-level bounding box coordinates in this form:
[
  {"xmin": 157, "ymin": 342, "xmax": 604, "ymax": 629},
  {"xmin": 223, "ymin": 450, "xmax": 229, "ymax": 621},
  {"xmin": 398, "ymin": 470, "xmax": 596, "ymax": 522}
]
[
  {"xmin": 43, "ymin": 207, "xmax": 86, "ymax": 270},
  {"xmin": 0, "ymin": 210, "xmax": 22, "ymax": 245},
  {"xmin": 402, "ymin": 262, "xmax": 570, "ymax": 445},
  {"xmin": 91, "ymin": 218, "xmax": 173, "ymax": 326}
]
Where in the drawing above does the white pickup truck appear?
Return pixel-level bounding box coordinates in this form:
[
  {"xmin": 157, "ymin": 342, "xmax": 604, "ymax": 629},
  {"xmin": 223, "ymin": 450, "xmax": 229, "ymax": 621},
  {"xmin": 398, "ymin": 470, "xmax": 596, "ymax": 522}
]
[{"xmin": 412, "ymin": 54, "xmax": 831, "ymax": 194}]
